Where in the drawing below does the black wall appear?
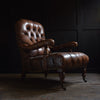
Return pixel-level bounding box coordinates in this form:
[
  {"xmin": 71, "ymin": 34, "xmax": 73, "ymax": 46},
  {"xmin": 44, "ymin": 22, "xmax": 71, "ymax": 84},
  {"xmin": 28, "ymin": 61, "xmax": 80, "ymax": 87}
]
[{"xmin": 0, "ymin": 0, "xmax": 100, "ymax": 73}]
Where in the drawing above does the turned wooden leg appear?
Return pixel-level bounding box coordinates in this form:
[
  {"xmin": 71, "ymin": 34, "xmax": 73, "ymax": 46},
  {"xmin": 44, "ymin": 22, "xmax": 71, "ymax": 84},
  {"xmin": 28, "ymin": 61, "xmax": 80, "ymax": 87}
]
[
  {"xmin": 59, "ymin": 72, "xmax": 66, "ymax": 90},
  {"xmin": 82, "ymin": 66, "xmax": 87, "ymax": 82}
]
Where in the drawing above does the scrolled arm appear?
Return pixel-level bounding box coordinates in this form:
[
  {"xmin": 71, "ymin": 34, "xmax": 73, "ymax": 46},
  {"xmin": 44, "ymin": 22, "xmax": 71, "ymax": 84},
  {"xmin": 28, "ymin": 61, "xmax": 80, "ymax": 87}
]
[
  {"xmin": 51, "ymin": 41, "xmax": 78, "ymax": 51},
  {"xmin": 19, "ymin": 39, "xmax": 55, "ymax": 50}
]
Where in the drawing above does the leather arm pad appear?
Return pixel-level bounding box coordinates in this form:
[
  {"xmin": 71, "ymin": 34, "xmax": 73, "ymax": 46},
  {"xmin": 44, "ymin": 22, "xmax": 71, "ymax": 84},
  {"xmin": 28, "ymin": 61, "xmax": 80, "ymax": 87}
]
[
  {"xmin": 20, "ymin": 39, "xmax": 55, "ymax": 50},
  {"xmin": 51, "ymin": 41, "xmax": 78, "ymax": 51}
]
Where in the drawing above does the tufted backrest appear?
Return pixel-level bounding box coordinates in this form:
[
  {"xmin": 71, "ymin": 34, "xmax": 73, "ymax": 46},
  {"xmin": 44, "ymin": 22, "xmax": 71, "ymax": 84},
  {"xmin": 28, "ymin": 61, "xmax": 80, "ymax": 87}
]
[{"xmin": 15, "ymin": 19, "xmax": 47, "ymax": 57}]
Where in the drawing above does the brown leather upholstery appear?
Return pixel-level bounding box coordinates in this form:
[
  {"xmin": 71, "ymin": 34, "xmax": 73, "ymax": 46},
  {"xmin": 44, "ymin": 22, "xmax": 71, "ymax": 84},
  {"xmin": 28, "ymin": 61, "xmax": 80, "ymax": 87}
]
[
  {"xmin": 15, "ymin": 19, "xmax": 53, "ymax": 57},
  {"xmin": 48, "ymin": 52, "xmax": 89, "ymax": 69},
  {"xmin": 15, "ymin": 19, "xmax": 89, "ymax": 90}
]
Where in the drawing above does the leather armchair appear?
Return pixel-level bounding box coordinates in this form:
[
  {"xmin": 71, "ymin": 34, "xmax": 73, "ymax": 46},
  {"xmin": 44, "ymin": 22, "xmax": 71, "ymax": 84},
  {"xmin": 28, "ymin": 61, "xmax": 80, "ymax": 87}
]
[{"xmin": 15, "ymin": 19, "xmax": 89, "ymax": 90}]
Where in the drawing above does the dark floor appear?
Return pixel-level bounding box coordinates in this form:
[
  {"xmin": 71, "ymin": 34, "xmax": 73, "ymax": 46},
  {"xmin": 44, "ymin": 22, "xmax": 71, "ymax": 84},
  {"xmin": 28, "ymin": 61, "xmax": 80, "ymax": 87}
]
[{"xmin": 0, "ymin": 73, "xmax": 100, "ymax": 100}]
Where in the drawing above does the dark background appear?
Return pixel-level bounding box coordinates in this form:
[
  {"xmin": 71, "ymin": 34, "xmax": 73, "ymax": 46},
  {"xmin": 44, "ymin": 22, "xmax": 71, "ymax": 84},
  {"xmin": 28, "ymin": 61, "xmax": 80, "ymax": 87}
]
[{"xmin": 0, "ymin": 0, "xmax": 100, "ymax": 73}]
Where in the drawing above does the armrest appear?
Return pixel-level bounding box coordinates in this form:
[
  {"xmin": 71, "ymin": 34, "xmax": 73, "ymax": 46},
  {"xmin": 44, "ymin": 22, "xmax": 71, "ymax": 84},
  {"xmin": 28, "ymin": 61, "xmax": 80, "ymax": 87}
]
[
  {"xmin": 51, "ymin": 41, "xmax": 78, "ymax": 51},
  {"xmin": 19, "ymin": 39, "xmax": 55, "ymax": 50}
]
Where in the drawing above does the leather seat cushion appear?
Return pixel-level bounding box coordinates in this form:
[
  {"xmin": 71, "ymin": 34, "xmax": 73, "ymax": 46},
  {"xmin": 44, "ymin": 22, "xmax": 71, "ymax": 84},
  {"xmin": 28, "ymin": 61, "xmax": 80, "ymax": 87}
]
[
  {"xmin": 30, "ymin": 52, "xmax": 89, "ymax": 71},
  {"xmin": 46, "ymin": 52, "xmax": 89, "ymax": 70}
]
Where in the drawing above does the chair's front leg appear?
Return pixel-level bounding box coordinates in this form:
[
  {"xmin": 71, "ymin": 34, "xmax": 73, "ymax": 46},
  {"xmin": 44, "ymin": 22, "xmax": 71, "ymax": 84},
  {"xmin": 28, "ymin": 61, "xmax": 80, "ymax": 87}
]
[
  {"xmin": 59, "ymin": 71, "xmax": 66, "ymax": 90},
  {"xmin": 82, "ymin": 66, "xmax": 87, "ymax": 82}
]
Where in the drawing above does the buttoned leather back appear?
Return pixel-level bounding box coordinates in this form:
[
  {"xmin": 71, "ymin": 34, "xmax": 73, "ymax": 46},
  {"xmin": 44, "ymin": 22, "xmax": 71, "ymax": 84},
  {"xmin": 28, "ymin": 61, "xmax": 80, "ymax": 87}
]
[{"xmin": 15, "ymin": 19, "xmax": 48, "ymax": 57}]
